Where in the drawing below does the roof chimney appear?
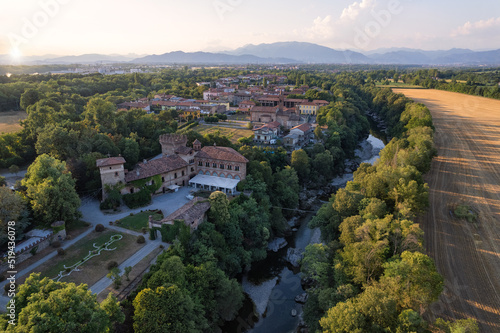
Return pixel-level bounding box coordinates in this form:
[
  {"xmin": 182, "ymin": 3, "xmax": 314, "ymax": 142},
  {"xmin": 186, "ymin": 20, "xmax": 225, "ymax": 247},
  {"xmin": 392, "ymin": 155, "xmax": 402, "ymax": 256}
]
[{"xmin": 143, "ymin": 159, "xmax": 147, "ymax": 164}]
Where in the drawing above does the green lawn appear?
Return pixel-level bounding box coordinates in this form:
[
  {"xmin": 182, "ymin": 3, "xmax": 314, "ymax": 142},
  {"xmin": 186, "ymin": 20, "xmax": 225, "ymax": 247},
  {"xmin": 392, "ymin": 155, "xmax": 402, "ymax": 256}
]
[
  {"xmin": 39, "ymin": 230, "xmax": 141, "ymax": 284},
  {"xmin": 116, "ymin": 210, "xmax": 163, "ymax": 232},
  {"xmin": 193, "ymin": 124, "xmax": 254, "ymax": 143}
]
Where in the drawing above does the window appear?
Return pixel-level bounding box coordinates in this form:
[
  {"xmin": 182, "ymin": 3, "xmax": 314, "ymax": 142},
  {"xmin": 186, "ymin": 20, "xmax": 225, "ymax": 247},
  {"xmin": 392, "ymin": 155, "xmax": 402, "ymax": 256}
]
[
  {"xmin": 191, "ymin": 167, "xmax": 194, "ymax": 172},
  {"xmin": 115, "ymin": 172, "xmax": 118, "ymax": 176},
  {"xmin": 174, "ymin": 173, "xmax": 177, "ymax": 179},
  {"xmin": 213, "ymin": 163, "xmax": 217, "ymax": 168},
  {"xmin": 198, "ymin": 161, "xmax": 203, "ymax": 166},
  {"xmin": 227, "ymin": 165, "xmax": 232, "ymax": 170},
  {"xmin": 235, "ymin": 166, "xmax": 240, "ymax": 171},
  {"xmin": 206, "ymin": 162, "xmax": 210, "ymax": 167},
  {"xmin": 182, "ymin": 171, "xmax": 185, "ymax": 176},
  {"xmin": 189, "ymin": 159, "xmax": 194, "ymax": 164},
  {"xmin": 220, "ymin": 164, "xmax": 224, "ymax": 169},
  {"xmin": 109, "ymin": 167, "xmax": 112, "ymax": 170}
]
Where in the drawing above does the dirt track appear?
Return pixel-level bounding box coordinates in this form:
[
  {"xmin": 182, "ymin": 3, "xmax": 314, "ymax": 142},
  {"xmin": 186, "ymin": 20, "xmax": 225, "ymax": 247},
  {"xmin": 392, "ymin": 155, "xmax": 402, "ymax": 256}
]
[{"xmin": 393, "ymin": 89, "xmax": 500, "ymax": 332}]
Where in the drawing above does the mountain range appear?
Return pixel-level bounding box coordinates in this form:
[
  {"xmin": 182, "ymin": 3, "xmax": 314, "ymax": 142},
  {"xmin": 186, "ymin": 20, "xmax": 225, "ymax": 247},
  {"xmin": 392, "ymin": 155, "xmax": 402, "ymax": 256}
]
[{"xmin": 2, "ymin": 42, "xmax": 500, "ymax": 66}]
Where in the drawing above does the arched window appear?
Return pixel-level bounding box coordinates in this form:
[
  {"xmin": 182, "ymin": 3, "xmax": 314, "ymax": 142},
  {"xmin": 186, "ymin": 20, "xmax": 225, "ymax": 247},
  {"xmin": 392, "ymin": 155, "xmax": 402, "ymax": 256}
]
[
  {"xmin": 226, "ymin": 174, "xmax": 232, "ymax": 179},
  {"xmin": 235, "ymin": 176, "xmax": 240, "ymax": 180},
  {"xmin": 220, "ymin": 173, "xmax": 225, "ymax": 178},
  {"xmin": 199, "ymin": 170, "xmax": 204, "ymax": 175},
  {"xmin": 212, "ymin": 172, "xmax": 218, "ymax": 177},
  {"xmin": 205, "ymin": 171, "xmax": 210, "ymax": 175}
]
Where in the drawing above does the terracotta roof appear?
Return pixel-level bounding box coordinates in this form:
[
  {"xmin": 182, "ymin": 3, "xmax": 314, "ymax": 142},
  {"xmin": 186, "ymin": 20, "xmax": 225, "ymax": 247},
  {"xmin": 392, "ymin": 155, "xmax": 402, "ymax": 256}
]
[
  {"xmin": 313, "ymin": 100, "xmax": 329, "ymax": 105},
  {"xmin": 96, "ymin": 157, "xmax": 125, "ymax": 167},
  {"xmin": 250, "ymin": 106, "xmax": 279, "ymax": 113},
  {"xmin": 195, "ymin": 146, "xmax": 249, "ymax": 163},
  {"xmin": 125, "ymin": 155, "xmax": 188, "ymax": 182},
  {"xmin": 253, "ymin": 121, "xmax": 281, "ymax": 131},
  {"xmin": 160, "ymin": 197, "xmax": 210, "ymax": 225},
  {"xmin": 299, "ymin": 102, "xmax": 317, "ymax": 106},
  {"xmin": 193, "ymin": 139, "xmax": 201, "ymax": 145},
  {"xmin": 291, "ymin": 123, "xmax": 312, "ymax": 132},
  {"xmin": 284, "ymin": 98, "xmax": 308, "ymax": 103},
  {"xmin": 175, "ymin": 146, "xmax": 194, "ymax": 155}
]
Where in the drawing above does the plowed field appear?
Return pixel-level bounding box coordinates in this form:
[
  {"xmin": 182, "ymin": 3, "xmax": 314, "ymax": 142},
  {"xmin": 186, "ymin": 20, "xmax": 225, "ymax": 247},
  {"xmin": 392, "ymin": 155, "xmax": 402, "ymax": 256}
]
[{"xmin": 393, "ymin": 89, "xmax": 500, "ymax": 332}]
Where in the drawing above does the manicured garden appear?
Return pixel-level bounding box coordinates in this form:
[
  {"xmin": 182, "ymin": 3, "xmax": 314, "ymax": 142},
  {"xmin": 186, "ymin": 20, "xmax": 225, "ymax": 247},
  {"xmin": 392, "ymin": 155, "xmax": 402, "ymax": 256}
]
[{"xmin": 114, "ymin": 210, "xmax": 163, "ymax": 232}]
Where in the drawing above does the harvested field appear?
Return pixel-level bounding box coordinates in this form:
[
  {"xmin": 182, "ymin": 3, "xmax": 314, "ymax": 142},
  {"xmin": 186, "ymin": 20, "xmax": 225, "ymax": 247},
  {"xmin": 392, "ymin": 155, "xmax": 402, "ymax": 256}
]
[
  {"xmin": 0, "ymin": 111, "xmax": 27, "ymax": 133},
  {"xmin": 393, "ymin": 89, "xmax": 500, "ymax": 332}
]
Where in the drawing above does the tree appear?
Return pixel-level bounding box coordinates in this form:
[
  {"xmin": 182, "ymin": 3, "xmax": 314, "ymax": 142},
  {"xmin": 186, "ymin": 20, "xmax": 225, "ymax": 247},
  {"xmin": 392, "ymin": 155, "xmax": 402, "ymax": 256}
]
[
  {"xmin": 133, "ymin": 286, "xmax": 196, "ymax": 333},
  {"xmin": 0, "ymin": 187, "xmax": 30, "ymax": 249},
  {"xmin": 208, "ymin": 191, "xmax": 230, "ymax": 226},
  {"xmin": 8, "ymin": 164, "xmax": 19, "ymax": 176},
  {"xmin": 107, "ymin": 267, "xmax": 122, "ymax": 289},
  {"xmin": 380, "ymin": 251, "xmax": 443, "ymax": 313},
  {"xmin": 1, "ymin": 273, "xmax": 123, "ymax": 332},
  {"xmin": 291, "ymin": 149, "xmax": 310, "ymax": 182},
  {"xmin": 22, "ymin": 154, "xmax": 81, "ymax": 227},
  {"xmin": 20, "ymin": 88, "xmax": 41, "ymax": 110},
  {"xmin": 0, "ymin": 176, "xmax": 5, "ymax": 187},
  {"xmin": 124, "ymin": 266, "xmax": 132, "ymax": 281}
]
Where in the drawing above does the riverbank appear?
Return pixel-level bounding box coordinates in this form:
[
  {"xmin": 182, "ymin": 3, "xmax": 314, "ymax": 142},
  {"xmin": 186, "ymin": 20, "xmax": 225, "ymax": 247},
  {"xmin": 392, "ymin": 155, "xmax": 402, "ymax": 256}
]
[{"xmin": 233, "ymin": 133, "xmax": 386, "ymax": 333}]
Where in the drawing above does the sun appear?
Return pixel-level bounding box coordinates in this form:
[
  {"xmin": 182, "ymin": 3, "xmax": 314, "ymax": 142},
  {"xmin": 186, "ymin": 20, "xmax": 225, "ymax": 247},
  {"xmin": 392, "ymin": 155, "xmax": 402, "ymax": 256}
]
[{"xmin": 9, "ymin": 48, "xmax": 22, "ymax": 61}]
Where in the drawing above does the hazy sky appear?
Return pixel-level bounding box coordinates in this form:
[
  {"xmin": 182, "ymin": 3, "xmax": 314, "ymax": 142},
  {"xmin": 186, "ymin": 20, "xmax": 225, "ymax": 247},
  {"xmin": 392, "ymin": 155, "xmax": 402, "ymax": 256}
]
[{"xmin": 1, "ymin": 0, "xmax": 500, "ymax": 57}]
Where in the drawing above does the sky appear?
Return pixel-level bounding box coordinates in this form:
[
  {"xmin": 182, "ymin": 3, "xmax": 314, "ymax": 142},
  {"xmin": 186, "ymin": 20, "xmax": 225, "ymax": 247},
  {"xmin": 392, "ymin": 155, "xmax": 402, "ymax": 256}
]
[{"xmin": 1, "ymin": 0, "xmax": 500, "ymax": 58}]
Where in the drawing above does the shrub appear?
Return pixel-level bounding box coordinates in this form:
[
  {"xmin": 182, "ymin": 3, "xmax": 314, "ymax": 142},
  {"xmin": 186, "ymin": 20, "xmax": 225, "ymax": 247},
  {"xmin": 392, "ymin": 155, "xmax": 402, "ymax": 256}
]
[
  {"xmin": 100, "ymin": 198, "xmax": 119, "ymax": 210},
  {"xmin": 107, "ymin": 261, "xmax": 118, "ymax": 270},
  {"xmin": 141, "ymin": 227, "xmax": 147, "ymax": 234},
  {"xmin": 57, "ymin": 248, "xmax": 65, "ymax": 256},
  {"xmin": 4, "ymin": 282, "xmax": 16, "ymax": 294},
  {"xmin": 122, "ymin": 190, "xmax": 151, "ymax": 209},
  {"xmin": 136, "ymin": 235, "xmax": 146, "ymax": 244},
  {"xmin": 51, "ymin": 240, "xmax": 61, "ymax": 248},
  {"xmin": 65, "ymin": 235, "xmax": 72, "ymax": 240},
  {"xmin": 95, "ymin": 224, "xmax": 105, "ymax": 232}
]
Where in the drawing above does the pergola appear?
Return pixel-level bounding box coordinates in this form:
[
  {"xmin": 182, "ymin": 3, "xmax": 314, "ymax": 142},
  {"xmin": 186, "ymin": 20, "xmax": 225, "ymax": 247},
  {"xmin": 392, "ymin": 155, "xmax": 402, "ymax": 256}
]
[{"xmin": 188, "ymin": 174, "xmax": 240, "ymax": 195}]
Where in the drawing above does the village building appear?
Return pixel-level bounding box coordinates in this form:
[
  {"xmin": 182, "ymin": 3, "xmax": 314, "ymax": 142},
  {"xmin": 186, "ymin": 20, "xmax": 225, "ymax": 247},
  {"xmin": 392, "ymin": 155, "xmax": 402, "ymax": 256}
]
[
  {"xmin": 97, "ymin": 134, "xmax": 248, "ymax": 200},
  {"xmin": 149, "ymin": 197, "xmax": 211, "ymax": 231},
  {"xmin": 253, "ymin": 121, "xmax": 281, "ymax": 143}
]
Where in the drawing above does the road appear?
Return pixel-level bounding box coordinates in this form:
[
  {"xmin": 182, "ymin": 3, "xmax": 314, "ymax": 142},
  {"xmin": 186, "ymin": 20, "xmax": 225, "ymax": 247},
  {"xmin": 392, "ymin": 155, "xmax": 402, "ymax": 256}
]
[{"xmin": 393, "ymin": 89, "xmax": 500, "ymax": 332}]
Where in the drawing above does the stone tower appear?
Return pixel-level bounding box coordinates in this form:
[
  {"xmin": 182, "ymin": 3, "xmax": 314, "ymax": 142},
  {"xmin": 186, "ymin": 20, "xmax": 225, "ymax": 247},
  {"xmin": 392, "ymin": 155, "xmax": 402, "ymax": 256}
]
[{"xmin": 159, "ymin": 134, "xmax": 188, "ymax": 156}]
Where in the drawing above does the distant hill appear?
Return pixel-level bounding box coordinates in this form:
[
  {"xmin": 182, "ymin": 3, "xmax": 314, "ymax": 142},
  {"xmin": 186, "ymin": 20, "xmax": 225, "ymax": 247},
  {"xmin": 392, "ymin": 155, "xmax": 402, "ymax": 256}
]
[
  {"xmin": 228, "ymin": 41, "xmax": 370, "ymax": 64},
  {"xmin": 132, "ymin": 51, "xmax": 297, "ymax": 64},
  {"xmin": 1, "ymin": 43, "xmax": 499, "ymax": 66},
  {"xmin": 42, "ymin": 53, "xmax": 139, "ymax": 64}
]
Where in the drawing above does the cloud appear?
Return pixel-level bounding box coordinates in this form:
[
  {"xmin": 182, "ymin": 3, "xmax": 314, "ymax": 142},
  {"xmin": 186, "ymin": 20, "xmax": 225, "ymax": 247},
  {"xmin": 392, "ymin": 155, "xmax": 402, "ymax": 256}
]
[
  {"xmin": 340, "ymin": 0, "xmax": 375, "ymax": 21},
  {"xmin": 452, "ymin": 17, "xmax": 500, "ymax": 36},
  {"xmin": 306, "ymin": 15, "xmax": 334, "ymax": 39}
]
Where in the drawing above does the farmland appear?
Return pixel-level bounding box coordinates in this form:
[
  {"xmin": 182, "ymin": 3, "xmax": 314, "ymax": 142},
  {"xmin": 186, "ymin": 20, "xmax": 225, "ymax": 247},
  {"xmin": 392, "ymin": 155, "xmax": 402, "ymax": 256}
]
[
  {"xmin": 393, "ymin": 89, "xmax": 500, "ymax": 332},
  {"xmin": 0, "ymin": 111, "xmax": 27, "ymax": 133}
]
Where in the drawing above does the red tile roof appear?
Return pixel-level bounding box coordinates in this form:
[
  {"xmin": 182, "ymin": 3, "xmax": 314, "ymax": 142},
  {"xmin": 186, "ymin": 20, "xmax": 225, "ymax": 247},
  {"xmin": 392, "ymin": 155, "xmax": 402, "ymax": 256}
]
[
  {"xmin": 96, "ymin": 157, "xmax": 126, "ymax": 167},
  {"xmin": 291, "ymin": 123, "xmax": 312, "ymax": 132},
  {"xmin": 195, "ymin": 146, "xmax": 249, "ymax": 163},
  {"xmin": 125, "ymin": 155, "xmax": 188, "ymax": 182},
  {"xmin": 160, "ymin": 197, "xmax": 211, "ymax": 225}
]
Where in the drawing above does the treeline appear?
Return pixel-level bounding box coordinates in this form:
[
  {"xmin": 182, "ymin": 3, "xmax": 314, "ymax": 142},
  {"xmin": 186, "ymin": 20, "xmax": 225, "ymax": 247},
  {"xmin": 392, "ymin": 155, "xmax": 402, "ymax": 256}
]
[{"xmin": 302, "ymin": 88, "xmax": 478, "ymax": 332}]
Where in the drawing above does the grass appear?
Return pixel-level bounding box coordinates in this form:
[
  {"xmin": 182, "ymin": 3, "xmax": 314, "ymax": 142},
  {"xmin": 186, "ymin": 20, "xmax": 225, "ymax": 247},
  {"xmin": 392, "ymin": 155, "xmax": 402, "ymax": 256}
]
[
  {"xmin": 228, "ymin": 113, "xmax": 250, "ymax": 121},
  {"xmin": 454, "ymin": 204, "xmax": 477, "ymax": 223},
  {"xmin": 0, "ymin": 111, "xmax": 27, "ymax": 133},
  {"xmin": 193, "ymin": 124, "xmax": 253, "ymax": 143},
  {"xmin": 116, "ymin": 210, "xmax": 163, "ymax": 232},
  {"xmin": 26, "ymin": 229, "xmax": 144, "ymax": 286}
]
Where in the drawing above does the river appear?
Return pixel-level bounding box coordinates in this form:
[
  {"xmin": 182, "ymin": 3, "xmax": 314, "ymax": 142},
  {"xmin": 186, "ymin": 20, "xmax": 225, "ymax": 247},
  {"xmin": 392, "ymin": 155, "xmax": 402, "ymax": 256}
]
[{"xmin": 223, "ymin": 133, "xmax": 386, "ymax": 333}]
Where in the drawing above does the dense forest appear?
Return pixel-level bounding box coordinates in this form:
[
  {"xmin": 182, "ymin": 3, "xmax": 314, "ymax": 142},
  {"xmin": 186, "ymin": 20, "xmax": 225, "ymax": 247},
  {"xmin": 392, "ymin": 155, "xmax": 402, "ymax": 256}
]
[{"xmin": 0, "ymin": 67, "xmax": 480, "ymax": 332}]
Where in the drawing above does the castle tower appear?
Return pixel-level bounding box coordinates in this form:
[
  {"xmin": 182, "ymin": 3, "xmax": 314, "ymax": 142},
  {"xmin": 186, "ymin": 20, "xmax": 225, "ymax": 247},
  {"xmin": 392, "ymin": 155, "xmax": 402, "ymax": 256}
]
[
  {"xmin": 159, "ymin": 134, "xmax": 188, "ymax": 156},
  {"xmin": 96, "ymin": 157, "xmax": 126, "ymax": 201},
  {"xmin": 193, "ymin": 139, "xmax": 202, "ymax": 151}
]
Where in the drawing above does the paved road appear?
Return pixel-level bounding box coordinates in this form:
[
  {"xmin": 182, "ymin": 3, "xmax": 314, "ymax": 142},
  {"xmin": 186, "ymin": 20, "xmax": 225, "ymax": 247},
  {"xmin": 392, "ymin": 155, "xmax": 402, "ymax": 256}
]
[{"xmin": 0, "ymin": 187, "xmax": 191, "ymax": 310}]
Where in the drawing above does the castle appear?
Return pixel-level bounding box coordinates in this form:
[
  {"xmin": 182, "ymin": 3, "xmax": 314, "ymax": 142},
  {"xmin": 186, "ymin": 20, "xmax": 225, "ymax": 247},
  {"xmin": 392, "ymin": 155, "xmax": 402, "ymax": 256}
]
[{"xmin": 96, "ymin": 134, "xmax": 248, "ymax": 200}]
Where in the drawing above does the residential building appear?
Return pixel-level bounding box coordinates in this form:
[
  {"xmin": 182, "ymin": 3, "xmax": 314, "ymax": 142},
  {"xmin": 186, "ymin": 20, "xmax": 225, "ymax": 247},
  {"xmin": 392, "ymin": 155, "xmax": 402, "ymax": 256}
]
[
  {"xmin": 149, "ymin": 197, "xmax": 211, "ymax": 231},
  {"xmin": 253, "ymin": 121, "xmax": 281, "ymax": 143}
]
